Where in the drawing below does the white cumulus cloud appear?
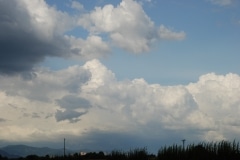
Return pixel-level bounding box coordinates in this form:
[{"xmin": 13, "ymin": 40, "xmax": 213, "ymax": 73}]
[
  {"xmin": 1, "ymin": 60, "xmax": 239, "ymax": 149},
  {"xmin": 0, "ymin": 59, "xmax": 240, "ymax": 146},
  {"xmin": 78, "ymin": 0, "xmax": 185, "ymax": 53}
]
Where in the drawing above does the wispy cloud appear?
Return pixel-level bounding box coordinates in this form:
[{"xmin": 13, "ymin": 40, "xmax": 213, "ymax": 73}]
[
  {"xmin": 71, "ymin": 1, "xmax": 84, "ymax": 11},
  {"xmin": 208, "ymin": 0, "xmax": 233, "ymax": 6},
  {"xmin": 158, "ymin": 25, "xmax": 186, "ymax": 40}
]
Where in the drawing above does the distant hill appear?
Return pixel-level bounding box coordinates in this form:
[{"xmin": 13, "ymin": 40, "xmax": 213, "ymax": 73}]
[
  {"xmin": 0, "ymin": 145, "xmax": 77, "ymax": 158},
  {"xmin": 0, "ymin": 149, "xmax": 20, "ymax": 158}
]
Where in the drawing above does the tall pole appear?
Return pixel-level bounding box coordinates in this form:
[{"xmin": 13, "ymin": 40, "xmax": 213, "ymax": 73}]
[
  {"xmin": 64, "ymin": 138, "xmax": 66, "ymax": 158},
  {"xmin": 182, "ymin": 139, "xmax": 186, "ymax": 150}
]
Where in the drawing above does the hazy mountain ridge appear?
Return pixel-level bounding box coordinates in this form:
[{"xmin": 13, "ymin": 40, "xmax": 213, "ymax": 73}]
[
  {"xmin": 0, "ymin": 149, "xmax": 20, "ymax": 159},
  {"xmin": 0, "ymin": 145, "xmax": 76, "ymax": 158}
]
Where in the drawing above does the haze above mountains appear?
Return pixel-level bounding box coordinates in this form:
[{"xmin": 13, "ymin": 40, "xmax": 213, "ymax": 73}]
[{"xmin": 0, "ymin": 145, "xmax": 80, "ymax": 158}]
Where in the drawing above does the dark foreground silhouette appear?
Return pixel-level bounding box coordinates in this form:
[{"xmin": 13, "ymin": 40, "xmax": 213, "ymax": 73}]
[{"xmin": 1, "ymin": 140, "xmax": 240, "ymax": 160}]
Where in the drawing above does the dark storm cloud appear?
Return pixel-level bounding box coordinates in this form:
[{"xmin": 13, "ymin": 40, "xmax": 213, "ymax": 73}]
[
  {"xmin": 55, "ymin": 109, "xmax": 87, "ymax": 123},
  {"xmin": 0, "ymin": 118, "xmax": 7, "ymax": 122},
  {"xmin": 0, "ymin": 0, "xmax": 71, "ymax": 75},
  {"xmin": 55, "ymin": 95, "xmax": 92, "ymax": 123},
  {"xmin": 56, "ymin": 95, "xmax": 92, "ymax": 110}
]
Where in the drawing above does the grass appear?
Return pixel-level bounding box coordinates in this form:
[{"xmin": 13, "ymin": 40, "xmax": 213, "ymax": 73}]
[{"xmin": 158, "ymin": 140, "xmax": 240, "ymax": 160}]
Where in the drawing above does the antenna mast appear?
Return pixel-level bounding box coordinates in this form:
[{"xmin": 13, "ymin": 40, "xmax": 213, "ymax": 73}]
[
  {"xmin": 182, "ymin": 139, "xmax": 186, "ymax": 150},
  {"xmin": 64, "ymin": 138, "xmax": 66, "ymax": 157}
]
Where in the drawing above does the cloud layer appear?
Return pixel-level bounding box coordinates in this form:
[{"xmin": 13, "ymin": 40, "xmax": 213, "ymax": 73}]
[
  {"xmin": 0, "ymin": 59, "xmax": 240, "ymax": 151},
  {"xmin": 0, "ymin": 0, "xmax": 185, "ymax": 75}
]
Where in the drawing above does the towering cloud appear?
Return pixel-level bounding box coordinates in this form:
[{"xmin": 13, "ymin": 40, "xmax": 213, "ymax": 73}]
[{"xmin": 0, "ymin": 60, "xmax": 240, "ymax": 148}]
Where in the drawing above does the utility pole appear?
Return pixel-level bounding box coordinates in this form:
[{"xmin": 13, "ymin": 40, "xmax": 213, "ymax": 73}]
[
  {"xmin": 182, "ymin": 139, "xmax": 186, "ymax": 150},
  {"xmin": 64, "ymin": 138, "xmax": 66, "ymax": 158}
]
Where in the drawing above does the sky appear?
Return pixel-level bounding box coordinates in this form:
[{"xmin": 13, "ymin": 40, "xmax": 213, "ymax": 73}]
[{"xmin": 0, "ymin": 0, "xmax": 240, "ymax": 154}]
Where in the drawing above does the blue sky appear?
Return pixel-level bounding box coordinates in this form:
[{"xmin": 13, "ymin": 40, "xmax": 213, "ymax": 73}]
[
  {"xmin": 42, "ymin": 0, "xmax": 240, "ymax": 85},
  {"xmin": 0, "ymin": 0, "xmax": 240, "ymax": 154}
]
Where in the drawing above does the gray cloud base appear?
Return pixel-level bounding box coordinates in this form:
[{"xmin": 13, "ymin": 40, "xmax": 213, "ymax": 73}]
[{"xmin": 0, "ymin": 0, "xmax": 71, "ymax": 75}]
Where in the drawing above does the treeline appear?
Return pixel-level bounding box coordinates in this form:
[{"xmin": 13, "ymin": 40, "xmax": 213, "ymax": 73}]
[{"xmin": 1, "ymin": 140, "xmax": 240, "ymax": 160}]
